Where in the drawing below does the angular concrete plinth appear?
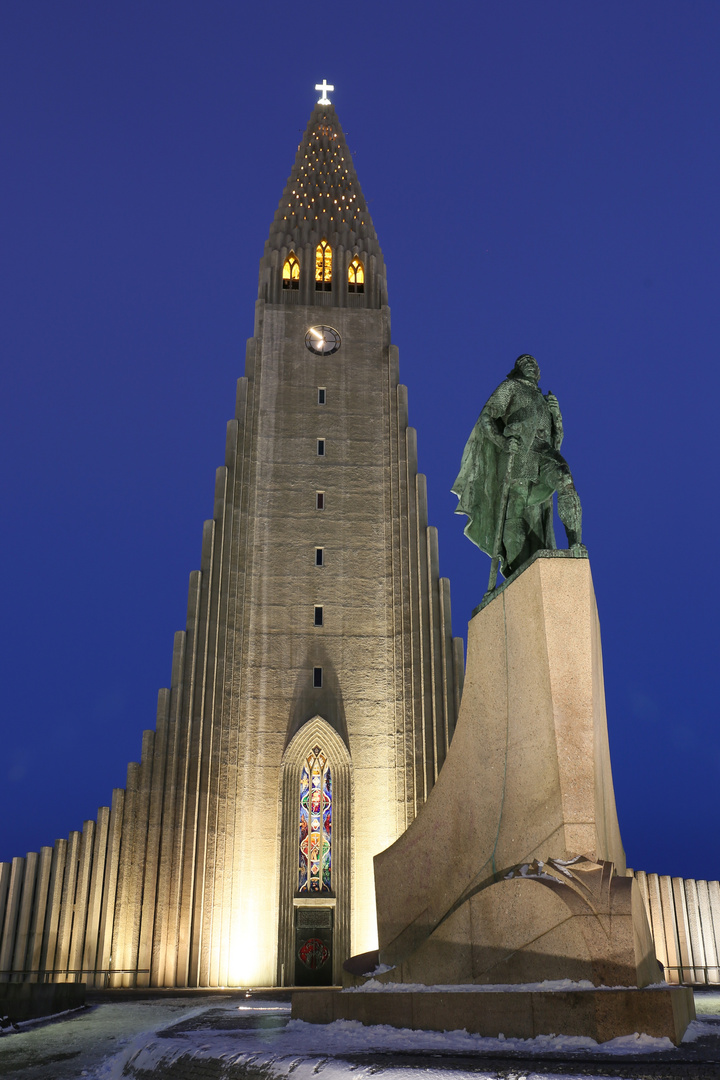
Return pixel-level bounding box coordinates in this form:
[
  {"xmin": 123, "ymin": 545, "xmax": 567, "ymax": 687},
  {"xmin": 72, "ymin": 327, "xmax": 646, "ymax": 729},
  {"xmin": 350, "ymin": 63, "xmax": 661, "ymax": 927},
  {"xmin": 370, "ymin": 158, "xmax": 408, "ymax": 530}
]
[{"xmin": 292, "ymin": 985, "xmax": 695, "ymax": 1045}]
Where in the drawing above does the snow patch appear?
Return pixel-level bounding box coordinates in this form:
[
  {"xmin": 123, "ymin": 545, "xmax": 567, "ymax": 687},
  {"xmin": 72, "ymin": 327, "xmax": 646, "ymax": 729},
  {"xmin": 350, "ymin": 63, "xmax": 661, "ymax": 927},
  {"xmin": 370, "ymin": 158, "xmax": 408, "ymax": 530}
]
[
  {"xmin": 348, "ymin": 978, "xmax": 671, "ymax": 993},
  {"xmin": 681, "ymin": 1018, "xmax": 720, "ymax": 1041},
  {"xmin": 285, "ymin": 1017, "xmax": 674, "ymax": 1055}
]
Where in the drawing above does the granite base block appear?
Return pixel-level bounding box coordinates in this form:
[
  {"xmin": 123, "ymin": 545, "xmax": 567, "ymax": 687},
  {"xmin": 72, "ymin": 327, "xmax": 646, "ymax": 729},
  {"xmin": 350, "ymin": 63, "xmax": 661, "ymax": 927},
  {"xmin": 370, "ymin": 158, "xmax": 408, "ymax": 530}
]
[{"xmin": 291, "ymin": 986, "xmax": 695, "ymax": 1046}]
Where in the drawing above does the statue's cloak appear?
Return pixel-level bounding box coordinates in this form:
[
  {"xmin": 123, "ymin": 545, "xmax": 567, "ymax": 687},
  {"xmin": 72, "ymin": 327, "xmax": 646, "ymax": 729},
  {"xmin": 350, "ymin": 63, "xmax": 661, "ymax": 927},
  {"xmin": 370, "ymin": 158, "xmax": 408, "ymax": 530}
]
[
  {"xmin": 452, "ymin": 424, "xmax": 506, "ymax": 561},
  {"xmin": 452, "ymin": 410, "xmax": 556, "ymax": 579}
]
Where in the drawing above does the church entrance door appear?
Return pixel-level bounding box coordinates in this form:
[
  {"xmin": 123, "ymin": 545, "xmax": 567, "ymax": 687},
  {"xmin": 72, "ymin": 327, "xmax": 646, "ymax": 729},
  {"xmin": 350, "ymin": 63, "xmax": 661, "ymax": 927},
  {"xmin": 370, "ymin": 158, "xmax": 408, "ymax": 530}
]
[{"xmin": 294, "ymin": 907, "xmax": 333, "ymax": 986}]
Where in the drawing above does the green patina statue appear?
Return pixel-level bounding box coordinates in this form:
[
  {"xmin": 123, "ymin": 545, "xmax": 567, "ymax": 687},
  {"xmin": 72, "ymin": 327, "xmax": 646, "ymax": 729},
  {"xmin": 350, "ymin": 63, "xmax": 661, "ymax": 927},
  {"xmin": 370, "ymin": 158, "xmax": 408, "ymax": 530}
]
[{"xmin": 452, "ymin": 354, "xmax": 586, "ymax": 592}]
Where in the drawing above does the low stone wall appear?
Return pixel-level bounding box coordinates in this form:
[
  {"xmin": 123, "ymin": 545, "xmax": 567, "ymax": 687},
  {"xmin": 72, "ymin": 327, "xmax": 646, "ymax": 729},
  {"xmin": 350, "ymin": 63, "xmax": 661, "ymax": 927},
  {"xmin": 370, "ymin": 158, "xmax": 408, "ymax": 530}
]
[
  {"xmin": 293, "ymin": 986, "xmax": 695, "ymax": 1045},
  {"xmin": 0, "ymin": 981, "xmax": 85, "ymax": 1023}
]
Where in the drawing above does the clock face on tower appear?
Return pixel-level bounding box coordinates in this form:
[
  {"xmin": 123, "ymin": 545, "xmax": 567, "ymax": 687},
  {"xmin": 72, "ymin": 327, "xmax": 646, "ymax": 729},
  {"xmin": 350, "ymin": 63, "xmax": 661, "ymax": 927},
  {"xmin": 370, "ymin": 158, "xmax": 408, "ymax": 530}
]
[{"xmin": 305, "ymin": 325, "xmax": 341, "ymax": 356}]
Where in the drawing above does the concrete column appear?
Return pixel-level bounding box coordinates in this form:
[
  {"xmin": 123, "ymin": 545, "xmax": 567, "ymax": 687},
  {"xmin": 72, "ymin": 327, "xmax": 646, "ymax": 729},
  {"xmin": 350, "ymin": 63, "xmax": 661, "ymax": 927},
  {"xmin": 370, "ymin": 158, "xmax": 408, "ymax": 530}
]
[
  {"xmin": 0, "ymin": 864, "xmax": 11, "ymax": 959},
  {"xmin": 41, "ymin": 840, "xmax": 67, "ymax": 978},
  {"xmin": 645, "ymin": 873, "xmax": 669, "ymax": 972},
  {"xmin": 672, "ymin": 877, "xmax": 695, "ymax": 983},
  {"xmin": 658, "ymin": 875, "xmax": 682, "ymax": 984},
  {"xmin": 164, "ymin": 577, "xmax": 202, "ymax": 987},
  {"xmin": 235, "ymin": 378, "xmax": 248, "ymax": 426},
  {"xmin": 203, "ymin": 462, "xmax": 237, "ymax": 988},
  {"xmin": 111, "ymin": 761, "xmax": 140, "ymax": 987},
  {"xmin": 95, "ymin": 788, "xmax": 124, "ymax": 986},
  {"xmin": 165, "ymin": 572, "xmax": 202, "ymax": 987},
  {"xmin": 393, "ymin": 384, "xmax": 414, "ymax": 832},
  {"xmin": 123, "ymin": 731, "xmax": 155, "ymax": 986},
  {"xmin": 54, "ymin": 832, "xmax": 80, "ymax": 981},
  {"xmin": 193, "ymin": 473, "xmax": 229, "ymax": 987},
  {"xmin": 67, "ymin": 821, "xmax": 95, "ymax": 980},
  {"xmin": 438, "ymin": 577, "xmax": 453, "ymax": 761},
  {"xmin": 83, "ymin": 808, "xmax": 110, "ymax": 987},
  {"xmin": 683, "ymin": 878, "xmax": 706, "ymax": 984},
  {"xmin": 217, "ymin": 417, "xmax": 249, "ymax": 988},
  {"xmin": 415, "ymin": 474, "xmax": 433, "ymax": 798},
  {"xmin": 633, "ymin": 871, "xmax": 653, "ymax": 943},
  {"xmin": 452, "ymin": 637, "xmax": 465, "ymax": 730},
  {"xmin": 177, "ymin": 523, "xmax": 215, "ymax": 986},
  {"xmin": 695, "ymin": 880, "xmax": 718, "ymax": 984},
  {"xmin": 244, "ymin": 334, "xmax": 257, "ymax": 383},
  {"xmin": 151, "ymin": 632, "xmax": 187, "ymax": 987},
  {"xmin": 424, "ymin": 527, "xmax": 440, "ymax": 784},
  {"xmin": 137, "ymin": 696, "xmax": 170, "ymax": 988},
  {"xmin": 708, "ymin": 881, "xmax": 720, "ymax": 983},
  {"xmin": 0, "ymin": 857, "xmax": 25, "ymax": 981},
  {"xmin": 12, "ymin": 851, "xmax": 38, "ymax": 975},
  {"xmin": 27, "ymin": 847, "xmax": 53, "ymax": 981},
  {"xmin": 403, "ymin": 426, "xmax": 423, "ymax": 810}
]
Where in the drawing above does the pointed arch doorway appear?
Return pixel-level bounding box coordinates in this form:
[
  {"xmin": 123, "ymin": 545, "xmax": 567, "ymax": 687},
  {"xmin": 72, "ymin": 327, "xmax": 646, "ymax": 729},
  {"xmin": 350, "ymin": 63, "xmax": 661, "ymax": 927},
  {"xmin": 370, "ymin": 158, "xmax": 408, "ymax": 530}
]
[{"xmin": 277, "ymin": 715, "xmax": 352, "ymax": 986}]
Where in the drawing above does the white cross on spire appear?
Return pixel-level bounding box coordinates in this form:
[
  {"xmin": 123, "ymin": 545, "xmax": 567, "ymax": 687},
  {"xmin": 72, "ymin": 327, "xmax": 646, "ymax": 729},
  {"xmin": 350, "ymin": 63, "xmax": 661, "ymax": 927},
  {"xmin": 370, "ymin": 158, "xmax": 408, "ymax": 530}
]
[{"xmin": 315, "ymin": 80, "xmax": 334, "ymax": 105}]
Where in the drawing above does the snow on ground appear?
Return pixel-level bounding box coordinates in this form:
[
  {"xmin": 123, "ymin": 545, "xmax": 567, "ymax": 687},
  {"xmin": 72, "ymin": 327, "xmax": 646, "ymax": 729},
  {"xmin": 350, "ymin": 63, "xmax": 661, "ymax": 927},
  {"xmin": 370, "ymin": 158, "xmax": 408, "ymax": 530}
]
[
  {"xmin": 95, "ymin": 999, "xmax": 651, "ymax": 1080},
  {"xmin": 1, "ymin": 994, "xmax": 719, "ymax": 1080},
  {"xmin": 348, "ymin": 978, "xmax": 670, "ymax": 992},
  {"xmin": 695, "ymin": 990, "xmax": 720, "ymax": 1016},
  {"xmin": 95, "ymin": 998, "xmax": 703, "ymax": 1080},
  {"xmin": 0, "ymin": 995, "xmax": 225, "ymax": 1080}
]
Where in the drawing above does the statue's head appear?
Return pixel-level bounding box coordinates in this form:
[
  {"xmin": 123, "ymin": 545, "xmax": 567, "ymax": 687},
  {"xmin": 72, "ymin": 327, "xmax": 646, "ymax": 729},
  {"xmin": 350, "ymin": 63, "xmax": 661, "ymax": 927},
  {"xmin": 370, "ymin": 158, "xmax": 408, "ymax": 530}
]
[{"xmin": 508, "ymin": 354, "xmax": 540, "ymax": 384}]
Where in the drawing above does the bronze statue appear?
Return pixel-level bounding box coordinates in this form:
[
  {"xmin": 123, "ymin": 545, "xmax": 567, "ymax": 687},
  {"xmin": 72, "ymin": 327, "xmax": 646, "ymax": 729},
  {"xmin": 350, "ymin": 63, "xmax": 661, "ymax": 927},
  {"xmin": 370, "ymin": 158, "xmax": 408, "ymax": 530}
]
[{"xmin": 452, "ymin": 354, "xmax": 585, "ymax": 592}]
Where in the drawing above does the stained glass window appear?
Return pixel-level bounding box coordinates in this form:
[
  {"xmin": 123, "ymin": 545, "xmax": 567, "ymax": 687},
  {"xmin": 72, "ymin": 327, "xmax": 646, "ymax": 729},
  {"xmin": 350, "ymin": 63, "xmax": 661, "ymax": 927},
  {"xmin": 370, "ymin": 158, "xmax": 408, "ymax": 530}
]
[
  {"xmin": 298, "ymin": 745, "xmax": 332, "ymax": 892},
  {"xmin": 348, "ymin": 256, "xmax": 365, "ymax": 293},
  {"xmin": 282, "ymin": 252, "xmax": 300, "ymax": 289},
  {"xmin": 315, "ymin": 241, "xmax": 332, "ymax": 291}
]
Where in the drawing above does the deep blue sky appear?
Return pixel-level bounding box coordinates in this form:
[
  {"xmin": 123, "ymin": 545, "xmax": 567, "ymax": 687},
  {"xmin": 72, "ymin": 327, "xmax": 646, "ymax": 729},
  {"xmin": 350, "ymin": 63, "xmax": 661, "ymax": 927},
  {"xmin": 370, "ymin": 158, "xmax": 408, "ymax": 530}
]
[{"xmin": 1, "ymin": 2, "xmax": 718, "ymax": 881}]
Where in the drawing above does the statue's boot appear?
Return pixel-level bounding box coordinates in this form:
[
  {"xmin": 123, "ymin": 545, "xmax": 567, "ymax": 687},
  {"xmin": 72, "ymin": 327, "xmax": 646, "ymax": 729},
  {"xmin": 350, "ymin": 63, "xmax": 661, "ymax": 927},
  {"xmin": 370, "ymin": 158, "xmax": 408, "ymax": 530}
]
[{"xmin": 558, "ymin": 489, "xmax": 587, "ymax": 555}]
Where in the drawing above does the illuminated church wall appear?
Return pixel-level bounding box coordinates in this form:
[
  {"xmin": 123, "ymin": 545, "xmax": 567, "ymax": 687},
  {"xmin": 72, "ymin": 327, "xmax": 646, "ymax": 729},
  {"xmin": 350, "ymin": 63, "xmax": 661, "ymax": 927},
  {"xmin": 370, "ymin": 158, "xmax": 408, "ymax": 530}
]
[
  {"xmin": 0, "ymin": 98, "xmax": 717, "ymax": 993},
  {"xmin": 0, "ymin": 100, "xmax": 464, "ymax": 988}
]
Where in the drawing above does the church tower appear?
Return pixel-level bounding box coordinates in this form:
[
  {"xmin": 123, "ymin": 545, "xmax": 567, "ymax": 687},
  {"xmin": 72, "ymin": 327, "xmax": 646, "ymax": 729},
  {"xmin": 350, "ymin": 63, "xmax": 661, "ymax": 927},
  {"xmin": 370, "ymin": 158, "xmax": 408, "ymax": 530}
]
[{"xmin": 0, "ymin": 94, "xmax": 464, "ymax": 989}]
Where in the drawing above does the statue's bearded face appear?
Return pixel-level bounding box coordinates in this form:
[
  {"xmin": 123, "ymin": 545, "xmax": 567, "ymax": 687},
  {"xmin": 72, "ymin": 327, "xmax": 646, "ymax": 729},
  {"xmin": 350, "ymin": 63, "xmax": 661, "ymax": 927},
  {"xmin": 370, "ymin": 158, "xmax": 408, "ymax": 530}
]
[{"xmin": 517, "ymin": 355, "xmax": 540, "ymax": 383}]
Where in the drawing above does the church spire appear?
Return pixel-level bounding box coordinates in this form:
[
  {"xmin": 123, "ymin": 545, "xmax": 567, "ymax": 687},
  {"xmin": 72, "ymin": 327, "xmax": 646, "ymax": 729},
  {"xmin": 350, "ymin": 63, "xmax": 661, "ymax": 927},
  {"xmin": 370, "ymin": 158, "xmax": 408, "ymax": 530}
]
[{"xmin": 258, "ymin": 101, "xmax": 387, "ymax": 308}]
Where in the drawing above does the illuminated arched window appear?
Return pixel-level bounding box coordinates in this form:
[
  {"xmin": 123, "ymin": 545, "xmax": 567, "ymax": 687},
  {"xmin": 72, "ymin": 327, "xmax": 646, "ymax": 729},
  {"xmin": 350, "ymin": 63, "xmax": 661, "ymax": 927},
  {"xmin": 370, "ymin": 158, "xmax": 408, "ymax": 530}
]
[
  {"xmin": 282, "ymin": 252, "xmax": 300, "ymax": 290},
  {"xmin": 348, "ymin": 256, "xmax": 365, "ymax": 294},
  {"xmin": 298, "ymin": 746, "xmax": 332, "ymax": 892},
  {"xmin": 315, "ymin": 241, "xmax": 332, "ymax": 291}
]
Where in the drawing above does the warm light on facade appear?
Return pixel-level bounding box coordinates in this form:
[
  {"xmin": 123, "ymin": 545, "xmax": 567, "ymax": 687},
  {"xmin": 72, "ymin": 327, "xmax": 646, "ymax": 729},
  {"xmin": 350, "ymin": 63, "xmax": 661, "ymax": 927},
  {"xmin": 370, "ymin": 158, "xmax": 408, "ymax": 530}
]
[
  {"xmin": 348, "ymin": 256, "xmax": 365, "ymax": 293},
  {"xmin": 315, "ymin": 241, "xmax": 332, "ymax": 289},
  {"xmin": 228, "ymin": 887, "xmax": 277, "ymax": 986},
  {"xmin": 282, "ymin": 252, "xmax": 300, "ymax": 289}
]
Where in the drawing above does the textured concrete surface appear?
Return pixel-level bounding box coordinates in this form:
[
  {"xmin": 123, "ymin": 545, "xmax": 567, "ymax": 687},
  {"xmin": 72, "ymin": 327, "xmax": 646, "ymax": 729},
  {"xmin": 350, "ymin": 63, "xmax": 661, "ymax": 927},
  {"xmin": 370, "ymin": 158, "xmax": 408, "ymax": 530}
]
[
  {"xmin": 0, "ymin": 103, "xmax": 464, "ymax": 993},
  {"xmin": 293, "ymin": 986, "xmax": 695, "ymax": 1044},
  {"xmin": 387, "ymin": 863, "xmax": 660, "ymax": 989},
  {"xmin": 374, "ymin": 556, "xmax": 628, "ymax": 973}
]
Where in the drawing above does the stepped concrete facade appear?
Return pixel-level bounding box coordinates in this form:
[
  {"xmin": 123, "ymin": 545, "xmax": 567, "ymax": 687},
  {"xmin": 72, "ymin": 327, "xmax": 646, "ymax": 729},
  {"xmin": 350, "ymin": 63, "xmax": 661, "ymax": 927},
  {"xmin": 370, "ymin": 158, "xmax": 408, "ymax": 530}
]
[
  {"xmin": 0, "ymin": 101, "xmax": 715, "ymax": 996},
  {"xmin": 0, "ymin": 103, "xmax": 464, "ymax": 989}
]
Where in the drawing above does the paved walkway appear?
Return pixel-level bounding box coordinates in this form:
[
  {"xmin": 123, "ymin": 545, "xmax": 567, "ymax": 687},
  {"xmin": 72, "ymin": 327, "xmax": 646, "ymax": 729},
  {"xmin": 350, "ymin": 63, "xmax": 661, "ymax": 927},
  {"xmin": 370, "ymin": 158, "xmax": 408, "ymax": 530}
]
[{"xmin": 2, "ymin": 990, "xmax": 720, "ymax": 1080}]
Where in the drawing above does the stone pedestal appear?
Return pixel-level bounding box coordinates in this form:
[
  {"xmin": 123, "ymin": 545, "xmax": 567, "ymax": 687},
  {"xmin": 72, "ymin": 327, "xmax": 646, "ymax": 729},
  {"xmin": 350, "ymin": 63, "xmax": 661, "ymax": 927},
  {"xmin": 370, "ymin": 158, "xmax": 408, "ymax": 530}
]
[
  {"xmin": 292, "ymin": 985, "xmax": 695, "ymax": 1046},
  {"xmin": 293, "ymin": 554, "xmax": 691, "ymax": 1043},
  {"xmin": 374, "ymin": 552, "xmax": 628, "ymax": 975}
]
